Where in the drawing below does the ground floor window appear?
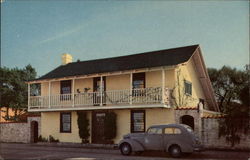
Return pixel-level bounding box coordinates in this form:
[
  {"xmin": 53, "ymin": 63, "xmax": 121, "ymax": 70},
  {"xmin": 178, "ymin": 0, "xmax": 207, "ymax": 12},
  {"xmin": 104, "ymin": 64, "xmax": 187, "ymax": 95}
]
[
  {"xmin": 60, "ymin": 112, "xmax": 71, "ymax": 133},
  {"xmin": 131, "ymin": 110, "xmax": 145, "ymax": 133}
]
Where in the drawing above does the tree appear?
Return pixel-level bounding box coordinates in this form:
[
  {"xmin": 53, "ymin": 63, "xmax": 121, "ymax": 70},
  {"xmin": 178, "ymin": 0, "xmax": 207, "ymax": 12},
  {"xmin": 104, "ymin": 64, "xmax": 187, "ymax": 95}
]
[
  {"xmin": 208, "ymin": 65, "xmax": 249, "ymax": 147},
  {"xmin": 0, "ymin": 65, "xmax": 37, "ymax": 121},
  {"xmin": 77, "ymin": 111, "xmax": 90, "ymax": 143}
]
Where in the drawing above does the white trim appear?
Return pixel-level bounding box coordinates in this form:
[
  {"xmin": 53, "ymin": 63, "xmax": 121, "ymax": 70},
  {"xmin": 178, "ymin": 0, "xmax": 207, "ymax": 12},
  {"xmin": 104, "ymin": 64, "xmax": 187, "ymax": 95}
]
[
  {"xmin": 162, "ymin": 68, "xmax": 165, "ymax": 104},
  {"xmin": 28, "ymin": 83, "xmax": 30, "ymax": 109},
  {"xmin": 28, "ymin": 104, "xmax": 171, "ymax": 112},
  {"xmin": 48, "ymin": 81, "xmax": 51, "ymax": 108},
  {"xmin": 100, "ymin": 76, "xmax": 103, "ymax": 106},
  {"xmin": 72, "ymin": 79, "xmax": 75, "ymax": 107},
  {"xmin": 130, "ymin": 72, "xmax": 133, "ymax": 105}
]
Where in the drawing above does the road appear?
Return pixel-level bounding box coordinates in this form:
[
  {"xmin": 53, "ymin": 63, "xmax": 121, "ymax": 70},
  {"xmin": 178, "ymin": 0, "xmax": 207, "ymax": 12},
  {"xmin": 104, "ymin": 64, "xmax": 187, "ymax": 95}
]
[{"xmin": 0, "ymin": 143, "xmax": 249, "ymax": 160}]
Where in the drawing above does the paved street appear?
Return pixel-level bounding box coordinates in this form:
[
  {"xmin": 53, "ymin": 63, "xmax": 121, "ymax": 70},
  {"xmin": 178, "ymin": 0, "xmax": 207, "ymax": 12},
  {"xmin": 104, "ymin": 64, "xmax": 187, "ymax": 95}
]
[{"xmin": 0, "ymin": 143, "xmax": 249, "ymax": 160}]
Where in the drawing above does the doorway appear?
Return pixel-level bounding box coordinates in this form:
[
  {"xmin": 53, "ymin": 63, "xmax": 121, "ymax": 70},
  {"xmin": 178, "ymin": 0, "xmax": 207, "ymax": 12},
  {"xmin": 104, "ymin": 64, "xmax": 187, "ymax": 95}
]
[
  {"xmin": 180, "ymin": 115, "xmax": 194, "ymax": 130},
  {"xmin": 30, "ymin": 121, "xmax": 38, "ymax": 143},
  {"xmin": 93, "ymin": 77, "xmax": 106, "ymax": 105},
  {"xmin": 92, "ymin": 111, "xmax": 106, "ymax": 143}
]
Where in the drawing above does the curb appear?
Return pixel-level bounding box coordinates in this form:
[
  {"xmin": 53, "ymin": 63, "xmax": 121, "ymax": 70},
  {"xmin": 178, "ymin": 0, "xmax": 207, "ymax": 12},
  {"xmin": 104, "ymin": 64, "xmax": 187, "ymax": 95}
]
[{"xmin": 35, "ymin": 142, "xmax": 118, "ymax": 150}]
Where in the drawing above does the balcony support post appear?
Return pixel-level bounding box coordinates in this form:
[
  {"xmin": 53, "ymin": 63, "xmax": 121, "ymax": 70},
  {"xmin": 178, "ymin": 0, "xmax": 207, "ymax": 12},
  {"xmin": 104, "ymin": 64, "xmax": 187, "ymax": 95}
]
[
  {"xmin": 162, "ymin": 68, "xmax": 165, "ymax": 104},
  {"xmin": 100, "ymin": 76, "xmax": 103, "ymax": 106},
  {"xmin": 28, "ymin": 83, "xmax": 30, "ymax": 109},
  {"xmin": 72, "ymin": 79, "xmax": 75, "ymax": 107},
  {"xmin": 48, "ymin": 81, "xmax": 51, "ymax": 108},
  {"xmin": 130, "ymin": 72, "xmax": 133, "ymax": 105}
]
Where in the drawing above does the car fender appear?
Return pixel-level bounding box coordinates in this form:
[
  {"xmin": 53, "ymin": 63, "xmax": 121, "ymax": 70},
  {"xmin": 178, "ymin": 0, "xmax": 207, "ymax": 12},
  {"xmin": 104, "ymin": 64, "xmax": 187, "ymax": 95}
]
[
  {"xmin": 166, "ymin": 140, "xmax": 193, "ymax": 153},
  {"xmin": 119, "ymin": 139, "xmax": 144, "ymax": 151}
]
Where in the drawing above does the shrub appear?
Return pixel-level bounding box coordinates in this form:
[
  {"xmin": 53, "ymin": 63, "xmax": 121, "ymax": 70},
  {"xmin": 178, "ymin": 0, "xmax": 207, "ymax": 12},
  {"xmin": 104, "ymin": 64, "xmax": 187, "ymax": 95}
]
[
  {"xmin": 48, "ymin": 135, "xmax": 59, "ymax": 143},
  {"xmin": 38, "ymin": 135, "xmax": 48, "ymax": 142},
  {"xmin": 77, "ymin": 111, "xmax": 90, "ymax": 143}
]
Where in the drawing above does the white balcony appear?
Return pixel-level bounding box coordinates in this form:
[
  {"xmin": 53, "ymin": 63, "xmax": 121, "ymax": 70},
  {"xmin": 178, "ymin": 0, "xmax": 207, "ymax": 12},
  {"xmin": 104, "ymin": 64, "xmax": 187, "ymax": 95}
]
[{"xmin": 28, "ymin": 87, "xmax": 173, "ymax": 111}]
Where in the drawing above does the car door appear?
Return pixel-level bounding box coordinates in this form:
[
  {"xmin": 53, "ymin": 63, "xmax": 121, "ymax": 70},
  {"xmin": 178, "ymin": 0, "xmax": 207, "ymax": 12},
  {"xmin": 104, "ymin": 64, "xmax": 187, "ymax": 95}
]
[
  {"xmin": 144, "ymin": 127, "xmax": 164, "ymax": 150},
  {"xmin": 163, "ymin": 127, "xmax": 182, "ymax": 148}
]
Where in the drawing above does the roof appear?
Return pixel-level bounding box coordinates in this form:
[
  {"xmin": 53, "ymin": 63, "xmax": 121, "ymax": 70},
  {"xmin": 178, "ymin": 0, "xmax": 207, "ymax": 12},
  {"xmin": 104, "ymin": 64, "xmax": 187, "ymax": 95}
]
[{"xmin": 36, "ymin": 45, "xmax": 199, "ymax": 81}]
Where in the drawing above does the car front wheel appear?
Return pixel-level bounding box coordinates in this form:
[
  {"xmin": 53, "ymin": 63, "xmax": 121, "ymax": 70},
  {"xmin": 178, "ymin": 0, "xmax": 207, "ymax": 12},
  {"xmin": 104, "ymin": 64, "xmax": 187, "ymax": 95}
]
[
  {"xmin": 120, "ymin": 143, "xmax": 132, "ymax": 156},
  {"xmin": 169, "ymin": 145, "xmax": 182, "ymax": 158}
]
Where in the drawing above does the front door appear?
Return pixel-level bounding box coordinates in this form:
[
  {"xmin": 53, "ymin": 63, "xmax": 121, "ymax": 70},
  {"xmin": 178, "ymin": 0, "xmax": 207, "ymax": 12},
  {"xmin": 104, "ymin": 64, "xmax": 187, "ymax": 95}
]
[
  {"xmin": 93, "ymin": 77, "xmax": 106, "ymax": 105},
  {"xmin": 92, "ymin": 112, "xmax": 106, "ymax": 143}
]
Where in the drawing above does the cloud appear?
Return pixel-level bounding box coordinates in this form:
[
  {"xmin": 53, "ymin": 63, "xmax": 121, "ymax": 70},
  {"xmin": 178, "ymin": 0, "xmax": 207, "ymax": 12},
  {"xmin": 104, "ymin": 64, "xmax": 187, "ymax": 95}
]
[{"xmin": 38, "ymin": 23, "xmax": 86, "ymax": 45}]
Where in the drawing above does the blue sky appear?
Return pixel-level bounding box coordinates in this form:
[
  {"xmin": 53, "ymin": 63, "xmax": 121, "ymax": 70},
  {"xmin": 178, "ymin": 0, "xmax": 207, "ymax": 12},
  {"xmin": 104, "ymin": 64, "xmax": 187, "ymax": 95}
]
[{"xmin": 1, "ymin": 0, "xmax": 249, "ymax": 77}]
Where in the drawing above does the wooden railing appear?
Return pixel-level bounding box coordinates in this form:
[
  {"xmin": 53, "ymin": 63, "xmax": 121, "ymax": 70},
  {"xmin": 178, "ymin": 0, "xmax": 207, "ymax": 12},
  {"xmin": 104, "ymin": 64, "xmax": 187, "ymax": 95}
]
[{"xmin": 29, "ymin": 87, "xmax": 172, "ymax": 110}]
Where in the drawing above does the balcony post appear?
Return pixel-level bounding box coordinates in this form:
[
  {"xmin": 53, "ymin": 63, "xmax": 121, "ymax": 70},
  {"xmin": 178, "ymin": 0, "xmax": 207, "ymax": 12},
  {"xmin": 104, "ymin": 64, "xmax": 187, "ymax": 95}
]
[
  {"xmin": 100, "ymin": 76, "xmax": 103, "ymax": 106},
  {"xmin": 162, "ymin": 68, "xmax": 165, "ymax": 104},
  {"xmin": 28, "ymin": 83, "xmax": 30, "ymax": 109},
  {"xmin": 48, "ymin": 81, "xmax": 51, "ymax": 108},
  {"xmin": 130, "ymin": 72, "xmax": 133, "ymax": 105},
  {"xmin": 72, "ymin": 79, "xmax": 75, "ymax": 107}
]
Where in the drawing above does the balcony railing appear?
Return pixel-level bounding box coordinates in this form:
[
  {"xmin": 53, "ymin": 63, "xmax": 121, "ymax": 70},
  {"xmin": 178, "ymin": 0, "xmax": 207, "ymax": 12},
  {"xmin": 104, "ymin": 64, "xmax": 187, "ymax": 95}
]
[{"xmin": 29, "ymin": 87, "xmax": 172, "ymax": 111}]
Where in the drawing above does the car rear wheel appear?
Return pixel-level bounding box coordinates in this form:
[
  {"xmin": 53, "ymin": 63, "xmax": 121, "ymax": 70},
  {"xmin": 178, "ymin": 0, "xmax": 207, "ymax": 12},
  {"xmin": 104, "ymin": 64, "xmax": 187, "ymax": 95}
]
[
  {"xmin": 120, "ymin": 143, "xmax": 132, "ymax": 156},
  {"xmin": 169, "ymin": 145, "xmax": 182, "ymax": 158}
]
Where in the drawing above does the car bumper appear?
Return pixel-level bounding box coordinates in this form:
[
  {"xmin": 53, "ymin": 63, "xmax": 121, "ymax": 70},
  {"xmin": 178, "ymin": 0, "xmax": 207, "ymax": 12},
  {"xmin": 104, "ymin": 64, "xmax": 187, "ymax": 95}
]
[{"xmin": 194, "ymin": 144, "xmax": 205, "ymax": 152}]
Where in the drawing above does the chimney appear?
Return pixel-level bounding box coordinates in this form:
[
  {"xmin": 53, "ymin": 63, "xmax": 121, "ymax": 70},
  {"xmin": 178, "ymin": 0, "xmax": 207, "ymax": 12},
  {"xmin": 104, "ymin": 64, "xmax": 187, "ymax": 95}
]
[{"xmin": 61, "ymin": 53, "xmax": 72, "ymax": 65}]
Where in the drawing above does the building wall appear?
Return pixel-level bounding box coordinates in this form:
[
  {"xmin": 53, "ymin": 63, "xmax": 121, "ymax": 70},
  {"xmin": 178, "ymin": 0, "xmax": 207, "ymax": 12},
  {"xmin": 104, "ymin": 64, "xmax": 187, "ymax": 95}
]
[
  {"xmin": 106, "ymin": 74, "xmax": 130, "ymax": 90},
  {"xmin": 74, "ymin": 78, "xmax": 93, "ymax": 93},
  {"xmin": 173, "ymin": 59, "xmax": 205, "ymax": 108},
  {"xmin": 41, "ymin": 112, "xmax": 82, "ymax": 143},
  {"xmin": 41, "ymin": 108, "xmax": 175, "ymax": 144}
]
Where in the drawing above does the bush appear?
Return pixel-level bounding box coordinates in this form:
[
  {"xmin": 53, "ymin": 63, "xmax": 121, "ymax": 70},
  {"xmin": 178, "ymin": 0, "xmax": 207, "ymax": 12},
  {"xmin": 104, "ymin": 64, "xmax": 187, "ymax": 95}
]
[
  {"xmin": 48, "ymin": 135, "xmax": 59, "ymax": 143},
  {"xmin": 77, "ymin": 111, "xmax": 90, "ymax": 143},
  {"xmin": 38, "ymin": 135, "xmax": 48, "ymax": 142}
]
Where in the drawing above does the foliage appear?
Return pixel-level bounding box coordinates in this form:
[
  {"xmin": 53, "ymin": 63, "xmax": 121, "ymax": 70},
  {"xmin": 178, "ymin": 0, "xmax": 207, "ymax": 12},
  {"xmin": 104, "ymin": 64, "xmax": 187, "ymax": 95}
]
[
  {"xmin": 104, "ymin": 112, "xmax": 117, "ymax": 141},
  {"xmin": 0, "ymin": 65, "xmax": 37, "ymax": 121},
  {"xmin": 49, "ymin": 135, "xmax": 60, "ymax": 143},
  {"xmin": 77, "ymin": 111, "xmax": 90, "ymax": 143},
  {"xmin": 38, "ymin": 135, "xmax": 48, "ymax": 142},
  {"xmin": 208, "ymin": 65, "xmax": 249, "ymax": 147}
]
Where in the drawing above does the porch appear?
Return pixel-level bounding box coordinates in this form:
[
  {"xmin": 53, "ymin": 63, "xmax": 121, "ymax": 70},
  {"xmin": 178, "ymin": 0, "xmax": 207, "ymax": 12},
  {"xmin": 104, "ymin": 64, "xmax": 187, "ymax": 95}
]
[{"xmin": 29, "ymin": 87, "xmax": 173, "ymax": 111}]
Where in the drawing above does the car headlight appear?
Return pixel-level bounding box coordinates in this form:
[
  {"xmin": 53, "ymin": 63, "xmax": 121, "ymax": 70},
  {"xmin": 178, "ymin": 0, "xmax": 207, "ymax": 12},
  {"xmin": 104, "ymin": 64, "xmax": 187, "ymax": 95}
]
[{"xmin": 123, "ymin": 135, "xmax": 130, "ymax": 139}]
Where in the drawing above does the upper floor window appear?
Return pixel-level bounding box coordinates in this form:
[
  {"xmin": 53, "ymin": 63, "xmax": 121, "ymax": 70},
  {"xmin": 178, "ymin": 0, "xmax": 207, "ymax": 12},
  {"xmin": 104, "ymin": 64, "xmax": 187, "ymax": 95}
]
[
  {"xmin": 60, "ymin": 80, "xmax": 71, "ymax": 100},
  {"xmin": 184, "ymin": 80, "xmax": 192, "ymax": 95},
  {"xmin": 133, "ymin": 73, "xmax": 145, "ymax": 89},
  {"xmin": 61, "ymin": 80, "xmax": 72, "ymax": 94}
]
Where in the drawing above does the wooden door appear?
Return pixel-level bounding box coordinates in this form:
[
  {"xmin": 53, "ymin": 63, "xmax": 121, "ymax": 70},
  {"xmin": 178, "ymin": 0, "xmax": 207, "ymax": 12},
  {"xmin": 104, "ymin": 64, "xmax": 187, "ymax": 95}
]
[{"xmin": 92, "ymin": 112, "xmax": 106, "ymax": 143}]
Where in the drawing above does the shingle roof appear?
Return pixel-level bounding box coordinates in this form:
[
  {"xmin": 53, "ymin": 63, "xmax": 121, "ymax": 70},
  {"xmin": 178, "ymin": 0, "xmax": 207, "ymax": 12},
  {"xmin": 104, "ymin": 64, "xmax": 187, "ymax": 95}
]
[{"xmin": 37, "ymin": 44, "xmax": 199, "ymax": 80}]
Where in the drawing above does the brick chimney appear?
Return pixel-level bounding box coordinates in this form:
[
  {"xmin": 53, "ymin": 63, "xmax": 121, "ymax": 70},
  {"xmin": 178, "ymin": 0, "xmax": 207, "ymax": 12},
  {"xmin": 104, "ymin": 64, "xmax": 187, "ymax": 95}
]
[{"xmin": 61, "ymin": 53, "xmax": 72, "ymax": 65}]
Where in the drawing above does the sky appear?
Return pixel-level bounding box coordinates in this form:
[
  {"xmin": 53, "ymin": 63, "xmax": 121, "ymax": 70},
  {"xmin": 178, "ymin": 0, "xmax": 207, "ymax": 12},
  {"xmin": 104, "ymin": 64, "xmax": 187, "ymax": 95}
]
[{"xmin": 1, "ymin": 0, "xmax": 249, "ymax": 77}]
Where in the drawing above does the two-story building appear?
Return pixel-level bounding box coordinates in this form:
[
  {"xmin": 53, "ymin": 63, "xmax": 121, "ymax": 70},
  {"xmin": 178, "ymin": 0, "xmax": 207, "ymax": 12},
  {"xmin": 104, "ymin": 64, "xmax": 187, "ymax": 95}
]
[{"xmin": 27, "ymin": 45, "xmax": 220, "ymax": 144}]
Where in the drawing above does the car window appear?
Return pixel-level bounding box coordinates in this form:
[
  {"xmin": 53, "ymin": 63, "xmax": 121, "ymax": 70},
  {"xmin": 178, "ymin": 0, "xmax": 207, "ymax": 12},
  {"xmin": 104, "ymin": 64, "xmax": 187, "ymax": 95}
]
[
  {"xmin": 164, "ymin": 128, "xmax": 181, "ymax": 134},
  {"xmin": 147, "ymin": 127, "xmax": 162, "ymax": 134}
]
